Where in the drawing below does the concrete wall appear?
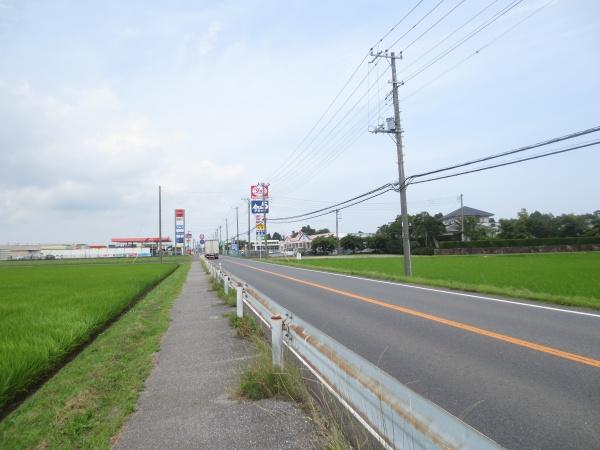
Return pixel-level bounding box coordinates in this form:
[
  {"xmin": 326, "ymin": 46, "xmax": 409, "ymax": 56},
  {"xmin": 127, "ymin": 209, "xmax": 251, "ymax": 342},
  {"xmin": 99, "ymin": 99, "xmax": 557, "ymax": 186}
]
[
  {"xmin": 435, "ymin": 244, "xmax": 600, "ymax": 255},
  {"xmin": 47, "ymin": 248, "xmax": 152, "ymax": 259}
]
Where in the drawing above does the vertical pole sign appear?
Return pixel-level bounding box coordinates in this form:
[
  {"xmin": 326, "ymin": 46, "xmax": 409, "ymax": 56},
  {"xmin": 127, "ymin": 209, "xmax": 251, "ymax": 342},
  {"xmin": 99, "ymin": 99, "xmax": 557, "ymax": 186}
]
[
  {"xmin": 250, "ymin": 183, "xmax": 269, "ymax": 258},
  {"xmin": 174, "ymin": 209, "xmax": 185, "ymax": 255}
]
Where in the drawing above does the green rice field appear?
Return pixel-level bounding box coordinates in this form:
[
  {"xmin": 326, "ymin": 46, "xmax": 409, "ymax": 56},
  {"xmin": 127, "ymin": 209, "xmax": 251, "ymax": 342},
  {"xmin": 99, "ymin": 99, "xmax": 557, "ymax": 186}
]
[
  {"xmin": 0, "ymin": 261, "xmax": 178, "ymax": 410},
  {"xmin": 272, "ymin": 252, "xmax": 600, "ymax": 309}
]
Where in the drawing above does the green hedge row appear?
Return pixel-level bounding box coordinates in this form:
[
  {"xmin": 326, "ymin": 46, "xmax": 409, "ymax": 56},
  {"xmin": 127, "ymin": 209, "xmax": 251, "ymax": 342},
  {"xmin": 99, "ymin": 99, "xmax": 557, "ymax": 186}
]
[{"xmin": 439, "ymin": 236, "xmax": 600, "ymax": 249}]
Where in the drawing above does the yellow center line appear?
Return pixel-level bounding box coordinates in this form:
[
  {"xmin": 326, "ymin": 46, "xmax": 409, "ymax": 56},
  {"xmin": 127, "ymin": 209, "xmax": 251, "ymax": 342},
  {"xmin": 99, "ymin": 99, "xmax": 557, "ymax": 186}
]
[{"xmin": 229, "ymin": 260, "xmax": 600, "ymax": 369}]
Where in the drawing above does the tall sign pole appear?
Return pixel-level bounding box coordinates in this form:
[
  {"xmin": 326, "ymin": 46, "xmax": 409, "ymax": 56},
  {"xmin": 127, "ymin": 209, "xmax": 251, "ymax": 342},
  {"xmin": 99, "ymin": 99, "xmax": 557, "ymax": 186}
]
[
  {"xmin": 158, "ymin": 185, "xmax": 163, "ymax": 263},
  {"xmin": 225, "ymin": 218, "xmax": 229, "ymax": 255},
  {"xmin": 242, "ymin": 198, "xmax": 251, "ymax": 257},
  {"xmin": 235, "ymin": 206, "xmax": 240, "ymax": 252},
  {"xmin": 262, "ymin": 182, "xmax": 269, "ymax": 259}
]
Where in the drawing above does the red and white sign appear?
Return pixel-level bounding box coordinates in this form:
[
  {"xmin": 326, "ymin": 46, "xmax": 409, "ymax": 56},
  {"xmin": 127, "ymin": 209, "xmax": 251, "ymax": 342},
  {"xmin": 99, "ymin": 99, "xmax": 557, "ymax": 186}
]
[
  {"xmin": 251, "ymin": 184, "xmax": 269, "ymax": 199},
  {"xmin": 255, "ymin": 214, "xmax": 264, "ymax": 223},
  {"xmin": 175, "ymin": 209, "xmax": 185, "ymax": 218}
]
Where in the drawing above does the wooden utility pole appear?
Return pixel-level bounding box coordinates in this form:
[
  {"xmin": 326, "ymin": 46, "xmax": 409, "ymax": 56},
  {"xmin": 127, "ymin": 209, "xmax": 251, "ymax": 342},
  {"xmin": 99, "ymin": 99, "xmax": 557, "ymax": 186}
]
[
  {"xmin": 335, "ymin": 209, "xmax": 340, "ymax": 255},
  {"xmin": 460, "ymin": 193, "xmax": 465, "ymax": 242}
]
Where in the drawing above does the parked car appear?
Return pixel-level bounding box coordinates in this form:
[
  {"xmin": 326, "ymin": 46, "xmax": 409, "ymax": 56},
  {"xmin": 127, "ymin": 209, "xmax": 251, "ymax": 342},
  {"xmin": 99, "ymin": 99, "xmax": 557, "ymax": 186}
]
[{"xmin": 45, "ymin": 254, "xmax": 56, "ymax": 260}]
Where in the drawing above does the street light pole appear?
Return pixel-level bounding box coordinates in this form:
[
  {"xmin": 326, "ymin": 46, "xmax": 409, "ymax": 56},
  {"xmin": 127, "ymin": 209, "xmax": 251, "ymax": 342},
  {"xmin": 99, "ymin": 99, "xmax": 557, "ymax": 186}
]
[{"xmin": 158, "ymin": 185, "xmax": 162, "ymax": 263}]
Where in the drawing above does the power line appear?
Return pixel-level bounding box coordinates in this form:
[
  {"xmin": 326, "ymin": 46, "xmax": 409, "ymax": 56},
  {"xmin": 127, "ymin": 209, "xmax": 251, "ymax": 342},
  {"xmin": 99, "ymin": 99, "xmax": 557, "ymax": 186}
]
[
  {"xmin": 403, "ymin": 0, "xmax": 525, "ymax": 83},
  {"xmin": 268, "ymin": 127, "xmax": 600, "ymax": 224},
  {"xmin": 269, "ymin": 187, "xmax": 397, "ymax": 224},
  {"xmin": 267, "ymin": 0, "xmax": 427, "ymax": 185},
  {"xmin": 272, "ymin": 0, "xmax": 526, "ymax": 191},
  {"xmin": 372, "ymin": 0, "xmax": 427, "ymax": 49},
  {"xmin": 384, "ymin": 0, "xmax": 449, "ymax": 51},
  {"xmin": 400, "ymin": 0, "xmax": 554, "ymax": 102},
  {"xmin": 269, "ymin": 182, "xmax": 394, "ymax": 222},
  {"xmin": 406, "ymin": 139, "xmax": 600, "ymax": 187},
  {"xmin": 400, "ymin": 0, "xmax": 501, "ymax": 73},
  {"xmin": 406, "ymin": 125, "xmax": 600, "ymax": 182},
  {"xmin": 268, "ymin": 0, "xmax": 454, "ymax": 187},
  {"xmin": 275, "ymin": 94, "xmax": 393, "ymax": 194},
  {"xmin": 272, "ymin": 80, "xmax": 392, "ymax": 192},
  {"xmin": 401, "ymin": 0, "xmax": 469, "ymax": 52}
]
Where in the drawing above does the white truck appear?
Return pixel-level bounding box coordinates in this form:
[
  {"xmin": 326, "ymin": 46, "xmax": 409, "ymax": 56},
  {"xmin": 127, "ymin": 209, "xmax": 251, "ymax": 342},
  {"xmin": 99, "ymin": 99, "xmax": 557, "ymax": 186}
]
[{"xmin": 204, "ymin": 240, "xmax": 220, "ymax": 259}]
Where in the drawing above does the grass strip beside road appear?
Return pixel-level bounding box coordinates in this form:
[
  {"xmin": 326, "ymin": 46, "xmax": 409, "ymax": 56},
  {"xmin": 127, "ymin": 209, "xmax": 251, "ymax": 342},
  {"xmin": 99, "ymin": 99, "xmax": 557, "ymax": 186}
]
[
  {"xmin": 269, "ymin": 253, "xmax": 600, "ymax": 309},
  {"xmin": 0, "ymin": 261, "xmax": 190, "ymax": 449}
]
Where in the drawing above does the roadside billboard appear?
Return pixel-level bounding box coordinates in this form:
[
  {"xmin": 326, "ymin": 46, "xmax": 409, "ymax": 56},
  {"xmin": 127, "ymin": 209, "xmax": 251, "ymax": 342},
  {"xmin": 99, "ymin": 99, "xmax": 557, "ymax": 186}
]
[{"xmin": 251, "ymin": 184, "xmax": 269, "ymax": 199}]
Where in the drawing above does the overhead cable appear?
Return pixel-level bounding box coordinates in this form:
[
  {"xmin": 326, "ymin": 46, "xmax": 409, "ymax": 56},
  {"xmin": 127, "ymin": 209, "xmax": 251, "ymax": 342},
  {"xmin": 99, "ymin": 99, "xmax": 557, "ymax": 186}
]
[
  {"xmin": 404, "ymin": 139, "xmax": 600, "ymax": 187},
  {"xmin": 269, "ymin": 182, "xmax": 394, "ymax": 222},
  {"xmin": 406, "ymin": 125, "xmax": 600, "ymax": 182},
  {"xmin": 403, "ymin": 0, "xmax": 525, "ymax": 83}
]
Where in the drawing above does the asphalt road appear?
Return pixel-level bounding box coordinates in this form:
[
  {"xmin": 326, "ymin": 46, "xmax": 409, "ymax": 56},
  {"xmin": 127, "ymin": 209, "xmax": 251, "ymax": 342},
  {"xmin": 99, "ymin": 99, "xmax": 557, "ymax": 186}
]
[{"xmin": 218, "ymin": 256, "xmax": 600, "ymax": 450}]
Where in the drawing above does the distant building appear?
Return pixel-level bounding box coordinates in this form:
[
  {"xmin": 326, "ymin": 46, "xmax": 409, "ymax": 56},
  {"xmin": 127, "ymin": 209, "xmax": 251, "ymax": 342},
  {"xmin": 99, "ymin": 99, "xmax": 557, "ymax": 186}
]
[
  {"xmin": 280, "ymin": 231, "xmax": 348, "ymax": 254},
  {"xmin": 442, "ymin": 206, "xmax": 496, "ymax": 235},
  {"xmin": 250, "ymin": 239, "xmax": 281, "ymax": 254}
]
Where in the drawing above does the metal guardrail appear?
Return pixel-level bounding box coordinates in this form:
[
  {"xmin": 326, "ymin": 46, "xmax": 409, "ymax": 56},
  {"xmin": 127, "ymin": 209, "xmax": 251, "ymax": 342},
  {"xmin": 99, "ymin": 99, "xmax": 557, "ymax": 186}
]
[{"xmin": 205, "ymin": 259, "xmax": 502, "ymax": 450}]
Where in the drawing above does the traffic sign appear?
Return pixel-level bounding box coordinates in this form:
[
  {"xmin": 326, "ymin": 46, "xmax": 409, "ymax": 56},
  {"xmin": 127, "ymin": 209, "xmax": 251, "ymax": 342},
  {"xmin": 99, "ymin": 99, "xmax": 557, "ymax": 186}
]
[
  {"xmin": 251, "ymin": 200, "xmax": 269, "ymax": 214},
  {"xmin": 199, "ymin": 239, "xmax": 205, "ymax": 245},
  {"xmin": 199, "ymin": 233, "xmax": 205, "ymax": 240},
  {"xmin": 251, "ymin": 185, "xmax": 269, "ymax": 199}
]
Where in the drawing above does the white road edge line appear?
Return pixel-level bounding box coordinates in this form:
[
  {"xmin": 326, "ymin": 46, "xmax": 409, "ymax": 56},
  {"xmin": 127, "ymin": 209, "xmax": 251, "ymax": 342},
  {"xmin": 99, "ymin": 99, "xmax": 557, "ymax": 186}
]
[
  {"xmin": 232, "ymin": 258, "xmax": 600, "ymax": 319},
  {"xmin": 239, "ymin": 284, "xmax": 393, "ymax": 449},
  {"xmin": 284, "ymin": 342, "xmax": 394, "ymax": 450}
]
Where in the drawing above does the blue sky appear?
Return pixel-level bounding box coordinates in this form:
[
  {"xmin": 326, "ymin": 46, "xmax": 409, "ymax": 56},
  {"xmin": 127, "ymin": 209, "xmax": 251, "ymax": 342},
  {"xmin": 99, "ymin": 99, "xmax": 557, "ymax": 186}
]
[{"xmin": 1, "ymin": 0, "xmax": 599, "ymax": 243}]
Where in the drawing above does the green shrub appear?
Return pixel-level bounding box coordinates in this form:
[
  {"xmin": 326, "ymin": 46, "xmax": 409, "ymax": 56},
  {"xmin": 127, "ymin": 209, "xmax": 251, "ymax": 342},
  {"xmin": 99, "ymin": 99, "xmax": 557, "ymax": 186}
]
[
  {"xmin": 239, "ymin": 339, "xmax": 306, "ymax": 403},
  {"xmin": 223, "ymin": 312, "xmax": 263, "ymax": 339}
]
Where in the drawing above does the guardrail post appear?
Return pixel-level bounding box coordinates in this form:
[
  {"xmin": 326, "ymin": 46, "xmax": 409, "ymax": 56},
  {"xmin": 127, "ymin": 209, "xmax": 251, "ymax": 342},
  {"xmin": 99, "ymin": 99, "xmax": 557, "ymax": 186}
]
[
  {"xmin": 270, "ymin": 315, "xmax": 284, "ymax": 369},
  {"xmin": 236, "ymin": 287, "xmax": 243, "ymax": 318},
  {"xmin": 224, "ymin": 277, "xmax": 229, "ymax": 295}
]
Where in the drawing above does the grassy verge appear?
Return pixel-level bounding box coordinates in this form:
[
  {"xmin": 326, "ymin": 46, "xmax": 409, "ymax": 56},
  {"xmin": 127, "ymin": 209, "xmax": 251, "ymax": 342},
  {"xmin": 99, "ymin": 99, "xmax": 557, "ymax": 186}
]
[
  {"xmin": 223, "ymin": 312, "xmax": 263, "ymax": 339},
  {"xmin": 0, "ymin": 262, "xmax": 190, "ymax": 449},
  {"xmin": 217, "ymin": 287, "xmax": 351, "ymax": 449},
  {"xmin": 209, "ymin": 278, "xmax": 237, "ymax": 307},
  {"xmin": 269, "ymin": 253, "xmax": 600, "ymax": 309}
]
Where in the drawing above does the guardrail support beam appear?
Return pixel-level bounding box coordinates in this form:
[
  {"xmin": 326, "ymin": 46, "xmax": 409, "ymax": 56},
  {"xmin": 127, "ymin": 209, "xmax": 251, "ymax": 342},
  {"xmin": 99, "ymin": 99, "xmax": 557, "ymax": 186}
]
[
  {"xmin": 236, "ymin": 287, "xmax": 243, "ymax": 318},
  {"xmin": 270, "ymin": 315, "xmax": 284, "ymax": 369},
  {"xmin": 224, "ymin": 277, "xmax": 229, "ymax": 295}
]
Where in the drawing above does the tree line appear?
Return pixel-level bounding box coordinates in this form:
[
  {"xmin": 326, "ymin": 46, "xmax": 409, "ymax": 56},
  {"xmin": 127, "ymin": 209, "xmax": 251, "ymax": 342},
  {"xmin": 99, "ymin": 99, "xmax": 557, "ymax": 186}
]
[{"xmin": 304, "ymin": 209, "xmax": 600, "ymax": 255}]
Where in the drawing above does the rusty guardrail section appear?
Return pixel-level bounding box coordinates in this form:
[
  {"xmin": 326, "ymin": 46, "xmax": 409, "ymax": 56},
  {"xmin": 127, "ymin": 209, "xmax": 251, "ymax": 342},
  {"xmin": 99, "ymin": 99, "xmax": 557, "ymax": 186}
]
[{"xmin": 205, "ymin": 259, "xmax": 502, "ymax": 450}]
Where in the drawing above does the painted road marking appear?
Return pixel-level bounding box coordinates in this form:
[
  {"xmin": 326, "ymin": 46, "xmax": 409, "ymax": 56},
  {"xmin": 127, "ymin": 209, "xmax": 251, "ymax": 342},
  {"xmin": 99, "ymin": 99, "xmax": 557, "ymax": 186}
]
[
  {"xmin": 228, "ymin": 260, "xmax": 600, "ymax": 369},
  {"xmin": 247, "ymin": 259, "xmax": 600, "ymax": 319}
]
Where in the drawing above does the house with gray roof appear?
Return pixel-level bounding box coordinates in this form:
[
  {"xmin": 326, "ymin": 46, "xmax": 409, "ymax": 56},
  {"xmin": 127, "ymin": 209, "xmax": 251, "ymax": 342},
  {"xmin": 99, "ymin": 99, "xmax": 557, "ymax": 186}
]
[{"xmin": 442, "ymin": 206, "xmax": 496, "ymax": 235}]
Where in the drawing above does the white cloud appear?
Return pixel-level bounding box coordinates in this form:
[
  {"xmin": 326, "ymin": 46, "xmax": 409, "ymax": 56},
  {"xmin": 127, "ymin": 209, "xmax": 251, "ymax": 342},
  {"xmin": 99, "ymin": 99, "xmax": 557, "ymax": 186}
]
[
  {"xmin": 0, "ymin": 81, "xmax": 247, "ymax": 241},
  {"xmin": 199, "ymin": 21, "xmax": 221, "ymax": 56}
]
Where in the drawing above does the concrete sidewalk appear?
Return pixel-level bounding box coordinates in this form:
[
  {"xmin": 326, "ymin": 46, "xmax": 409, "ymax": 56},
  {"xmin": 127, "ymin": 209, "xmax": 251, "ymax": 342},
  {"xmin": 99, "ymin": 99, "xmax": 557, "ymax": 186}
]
[{"xmin": 113, "ymin": 261, "xmax": 315, "ymax": 449}]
